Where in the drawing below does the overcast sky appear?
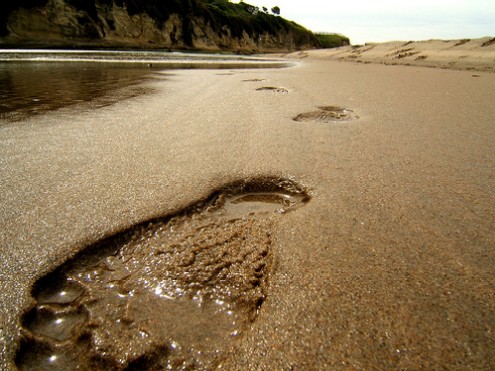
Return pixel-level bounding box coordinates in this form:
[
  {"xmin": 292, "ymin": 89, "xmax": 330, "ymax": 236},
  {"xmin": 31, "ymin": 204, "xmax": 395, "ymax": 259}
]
[{"xmin": 232, "ymin": 0, "xmax": 495, "ymax": 44}]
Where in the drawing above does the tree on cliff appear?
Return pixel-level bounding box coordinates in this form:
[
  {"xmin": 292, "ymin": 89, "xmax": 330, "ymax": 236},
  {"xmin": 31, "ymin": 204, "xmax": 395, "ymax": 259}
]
[{"xmin": 271, "ymin": 6, "xmax": 280, "ymax": 15}]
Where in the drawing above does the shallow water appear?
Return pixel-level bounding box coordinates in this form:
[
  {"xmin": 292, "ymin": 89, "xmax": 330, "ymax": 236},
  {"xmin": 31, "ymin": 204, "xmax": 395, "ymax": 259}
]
[
  {"xmin": 0, "ymin": 50, "xmax": 290, "ymax": 122},
  {"xmin": 0, "ymin": 62, "xmax": 158, "ymax": 122},
  {"xmin": 223, "ymin": 192, "xmax": 307, "ymax": 218}
]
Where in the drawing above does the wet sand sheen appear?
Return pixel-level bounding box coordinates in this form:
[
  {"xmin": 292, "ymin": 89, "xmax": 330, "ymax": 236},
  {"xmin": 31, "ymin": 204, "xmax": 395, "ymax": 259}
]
[
  {"xmin": 16, "ymin": 179, "xmax": 309, "ymax": 369},
  {"xmin": 1, "ymin": 53, "xmax": 495, "ymax": 369}
]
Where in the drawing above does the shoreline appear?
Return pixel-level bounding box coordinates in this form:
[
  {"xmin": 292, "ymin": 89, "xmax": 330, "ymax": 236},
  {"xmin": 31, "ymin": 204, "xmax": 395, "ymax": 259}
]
[
  {"xmin": 0, "ymin": 49, "xmax": 292, "ymax": 68},
  {"xmin": 2, "ymin": 35, "xmax": 494, "ymax": 72}
]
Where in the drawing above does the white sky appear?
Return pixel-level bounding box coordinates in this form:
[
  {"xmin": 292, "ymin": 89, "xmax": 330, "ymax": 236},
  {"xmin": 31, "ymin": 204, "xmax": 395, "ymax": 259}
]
[{"xmin": 231, "ymin": 0, "xmax": 495, "ymax": 44}]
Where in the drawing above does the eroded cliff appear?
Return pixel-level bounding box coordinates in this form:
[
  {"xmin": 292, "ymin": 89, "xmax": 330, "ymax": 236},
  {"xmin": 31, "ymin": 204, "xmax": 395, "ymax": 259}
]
[{"xmin": 0, "ymin": 0, "xmax": 322, "ymax": 52}]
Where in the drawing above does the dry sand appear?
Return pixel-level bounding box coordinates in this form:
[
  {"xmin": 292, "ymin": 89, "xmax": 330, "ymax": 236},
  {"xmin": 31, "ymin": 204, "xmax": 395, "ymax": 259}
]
[
  {"xmin": 1, "ymin": 43, "xmax": 495, "ymax": 369},
  {"xmin": 287, "ymin": 37, "xmax": 495, "ymax": 72}
]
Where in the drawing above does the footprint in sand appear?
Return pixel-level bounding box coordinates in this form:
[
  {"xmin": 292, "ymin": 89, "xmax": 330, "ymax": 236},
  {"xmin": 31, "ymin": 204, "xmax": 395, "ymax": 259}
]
[
  {"xmin": 293, "ymin": 106, "xmax": 358, "ymax": 123},
  {"xmin": 15, "ymin": 177, "xmax": 309, "ymax": 370},
  {"xmin": 256, "ymin": 86, "xmax": 289, "ymax": 94}
]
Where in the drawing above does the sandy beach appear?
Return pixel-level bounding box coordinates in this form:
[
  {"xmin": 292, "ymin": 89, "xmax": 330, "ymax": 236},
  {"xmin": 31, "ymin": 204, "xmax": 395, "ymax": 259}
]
[
  {"xmin": 1, "ymin": 42, "xmax": 495, "ymax": 369},
  {"xmin": 286, "ymin": 37, "xmax": 495, "ymax": 72}
]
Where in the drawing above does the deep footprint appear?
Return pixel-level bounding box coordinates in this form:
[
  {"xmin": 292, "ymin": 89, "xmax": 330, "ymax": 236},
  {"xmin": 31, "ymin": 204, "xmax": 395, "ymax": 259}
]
[
  {"xmin": 16, "ymin": 177, "xmax": 309, "ymax": 370},
  {"xmin": 293, "ymin": 106, "xmax": 358, "ymax": 123}
]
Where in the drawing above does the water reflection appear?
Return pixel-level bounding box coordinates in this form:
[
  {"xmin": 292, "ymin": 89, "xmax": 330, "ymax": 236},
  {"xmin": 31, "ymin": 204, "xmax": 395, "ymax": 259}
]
[{"xmin": 0, "ymin": 62, "xmax": 157, "ymax": 122}]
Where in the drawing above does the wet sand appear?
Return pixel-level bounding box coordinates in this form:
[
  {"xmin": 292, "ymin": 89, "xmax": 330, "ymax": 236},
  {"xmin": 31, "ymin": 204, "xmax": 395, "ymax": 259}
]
[{"xmin": 1, "ymin": 52, "xmax": 495, "ymax": 369}]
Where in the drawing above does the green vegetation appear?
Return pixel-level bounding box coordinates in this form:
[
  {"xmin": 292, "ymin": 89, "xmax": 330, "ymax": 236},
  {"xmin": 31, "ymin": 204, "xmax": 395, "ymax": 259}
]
[
  {"xmin": 315, "ymin": 33, "xmax": 350, "ymax": 48},
  {"xmin": 195, "ymin": 0, "xmax": 313, "ymax": 41}
]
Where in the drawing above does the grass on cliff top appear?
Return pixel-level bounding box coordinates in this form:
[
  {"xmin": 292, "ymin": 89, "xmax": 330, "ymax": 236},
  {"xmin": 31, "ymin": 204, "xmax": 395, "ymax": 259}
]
[
  {"xmin": 315, "ymin": 33, "xmax": 350, "ymax": 48},
  {"xmin": 196, "ymin": 0, "xmax": 315, "ymax": 42}
]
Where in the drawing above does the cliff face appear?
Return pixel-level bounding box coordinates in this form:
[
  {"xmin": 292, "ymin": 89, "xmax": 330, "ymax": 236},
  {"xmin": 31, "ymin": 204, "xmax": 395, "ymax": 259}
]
[{"xmin": 0, "ymin": 0, "xmax": 320, "ymax": 52}]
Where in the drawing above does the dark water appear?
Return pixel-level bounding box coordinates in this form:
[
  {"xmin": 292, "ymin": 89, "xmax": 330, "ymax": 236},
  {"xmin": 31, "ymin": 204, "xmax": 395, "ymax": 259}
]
[{"xmin": 0, "ymin": 62, "xmax": 158, "ymax": 122}]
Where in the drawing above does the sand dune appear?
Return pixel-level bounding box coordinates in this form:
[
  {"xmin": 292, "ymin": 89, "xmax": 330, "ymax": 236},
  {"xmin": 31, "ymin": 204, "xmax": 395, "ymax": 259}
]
[{"xmin": 288, "ymin": 37, "xmax": 495, "ymax": 72}]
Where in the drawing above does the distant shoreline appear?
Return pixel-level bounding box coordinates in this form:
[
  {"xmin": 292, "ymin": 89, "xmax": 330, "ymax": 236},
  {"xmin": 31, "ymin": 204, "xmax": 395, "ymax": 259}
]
[{"xmin": 0, "ymin": 49, "xmax": 293, "ymax": 70}]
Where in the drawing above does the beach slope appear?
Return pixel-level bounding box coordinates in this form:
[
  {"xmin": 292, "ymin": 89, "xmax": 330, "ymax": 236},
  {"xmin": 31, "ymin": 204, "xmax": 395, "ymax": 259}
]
[
  {"xmin": 288, "ymin": 37, "xmax": 495, "ymax": 72},
  {"xmin": 1, "ymin": 51, "xmax": 495, "ymax": 368}
]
